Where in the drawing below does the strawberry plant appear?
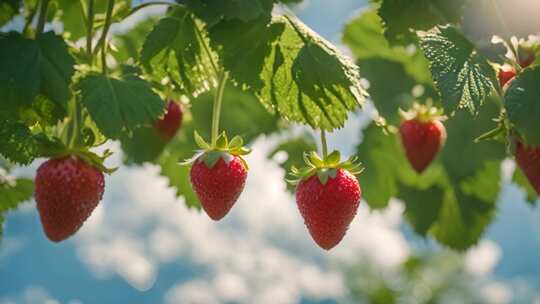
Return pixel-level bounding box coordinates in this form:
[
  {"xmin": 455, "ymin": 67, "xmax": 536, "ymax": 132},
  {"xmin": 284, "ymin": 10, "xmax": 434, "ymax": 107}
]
[{"xmin": 0, "ymin": 0, "xmax": 539, "ymax": 251}]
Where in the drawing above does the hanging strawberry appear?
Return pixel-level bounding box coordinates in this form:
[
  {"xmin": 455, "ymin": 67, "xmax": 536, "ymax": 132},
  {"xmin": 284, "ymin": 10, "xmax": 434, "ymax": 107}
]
[
  {"xmin": 289, "ymin": 131, "xmax": 363, "ymax": 250},
  {"xmin": 182, "ymin": 73, "xmax": 250, "ymax": 220},
  {"xmin": 36, "ymin": 156, "xmax": 105, "ymax": 242},
  {"xmin": 155, "ymin": 101, "xmax": 183, "ymax": 142},
  {"xmin": 185, "ymin": 132, "xmax": 250, "ymax": 220},
  {"xmin": 515, "ymin": 141, "xmax": 540, "ymax": 195},
  {"xmin": 35, "ymin": 138, "xmax": 115, "ymax": 242},
  {"xmin": 399, "ymin": 103, "xmax": 447, "ymax": 174}
]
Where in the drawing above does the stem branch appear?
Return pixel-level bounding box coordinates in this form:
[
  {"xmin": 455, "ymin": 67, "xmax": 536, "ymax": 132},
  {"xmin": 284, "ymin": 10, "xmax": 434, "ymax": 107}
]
[
  {"xmin": 85, "ymin": 0, "xmax": 95, "ymax": 59},
  {"xmin": 23, "ymin": 0, "xmax": 40, "ymax": 35},
  {"xmin": 36, "ymin": 0, "xmax": 50, "ymax": 35},
  {"xmin": 100, "ymin": 0, "xmax": 115, "ymax": 74},
  {"xmin": 211, "ymin": 72, "xmax": 229, "ymax": 146}
]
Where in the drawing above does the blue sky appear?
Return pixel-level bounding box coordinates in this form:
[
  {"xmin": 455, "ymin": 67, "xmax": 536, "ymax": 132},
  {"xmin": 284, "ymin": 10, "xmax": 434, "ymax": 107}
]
[{"xmin": 2, "ymin": 1, "xmax": 540, "ymax": 303}]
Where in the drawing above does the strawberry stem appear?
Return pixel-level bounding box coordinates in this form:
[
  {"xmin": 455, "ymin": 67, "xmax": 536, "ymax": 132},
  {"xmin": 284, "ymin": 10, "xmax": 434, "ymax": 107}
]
[
  {"xmin": 320, "ymin": 130, "xmax": 328, "ymax": 159},
  {"xmin": 100, "ymin": 0, "xmax": 115, "ymax": 74},
  {"xmin": 36, "ymin": 0, "xmax": 50, "ymax": 35},
  {"xmin": 211, "ymin": 71, "xmax": 228, "ymax": 147},
  {"xmin": 85, "ymin": 0, "xmax": 95, "ymax": 60}
]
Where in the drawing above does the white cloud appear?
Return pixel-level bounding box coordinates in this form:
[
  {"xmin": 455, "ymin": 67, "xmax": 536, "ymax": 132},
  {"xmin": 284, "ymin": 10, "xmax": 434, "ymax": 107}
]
[
  {"xmin": 69, "ymin": 136, "xmax": 410, "ymax": 303},
  {"xmin": 481, "ymin": 282, "xmax": 513, "ymax": 304},
  {"xmin": 0, "ymin": 237, "xmax": 26, "ymax": 263},
  {"xmin": 0, "ymin": 286, "xmax": 80, "ymax": 304},
  {"xmin": 465, "ymin": 239, "xmax": 502, "ymax": 277}
]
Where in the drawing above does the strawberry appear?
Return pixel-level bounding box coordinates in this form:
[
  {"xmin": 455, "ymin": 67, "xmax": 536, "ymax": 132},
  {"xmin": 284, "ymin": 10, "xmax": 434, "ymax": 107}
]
[
  {"xmin": 515, "ymin": 141, "xmax": 540, "ymax": 195},
  {"xmin": 35, "ymin": 156, "xmax": 105, "ymax": 242},
  {"xmin": 290, "ymin": 150, "xmax": 363, "ymax": 250},
  {"xmin": 399, "ymin": 103, "xmax": 447, "ymax": 173},
  {"xmin": 190, "ymin": 153, "xmax": 247, "ymax": 220},
  {"xmin": 185, "ymin": 132, "xmax": 251, "ymax": 221},
  {"xmin": 498, "ymin": 65, "xmax": 516, "ymax": 89},
  {"xmin": 155, "ymin": 101, "xmax": 183, "ymax": 141},
  {"xmin": 296, "ymin": 168, "xmax": 361, "ymax": 250}
]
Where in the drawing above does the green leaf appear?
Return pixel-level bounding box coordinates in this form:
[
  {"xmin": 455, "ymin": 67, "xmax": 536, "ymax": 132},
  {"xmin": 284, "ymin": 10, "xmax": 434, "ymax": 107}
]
[
  {"xmin": 55, "ymin": 0, "xmax": 86, "ymax": 41},
  {"xmin": 159, "ymin": 150, "xmax": 201, "ymax": 209},
  {"xmin": 0, "ymin": 177, "xmax": 34, "ymax": 212},
  {"xmin": 504, "ymin": 66, "xmax": 540, "ymax": 145},
  {"xmin": 120, "ymin": 126, "xmax": 167, "ymax": 164},
  {"xmin": 140, "ymin": 7, "xmax": 216, "ymax": 96},
  {"xmin": 0, "ymin": 0, "xmax": 20, "ymax": 26},
  {"xmin": 0, "ymin": 120, "xmax": 38, "ymax": 165},
  {"xmin": 378, "ymin": 0, "xmax": 466, "ymax": 44},
  {"xmin": 184, "ymin": 0, "xmax": 273, "ymax": 26},
  {"xmin": 420, "ymin": 26, "xmax": 497, "ymax": 114},
  {"xmin": 343, "ymin": 7, "xmax": 432, "ymax": 81},
  {"xmin": 356, "ymin": 124, "xmax": 403, "ymax": 209},
  {"xmin": 36, "ymin": 32, "xmax": 75, "ymax": 109},
  {"xmin": 112, "ymin": 17, "xmax": 157, "ymax": 62},
  {"xmin": 210, "ymin": 15, "xmax": 366, "ymax": 130},
  {"xmin": 77, "ymin": 72, "xmax": 165, "ymax": 139},
  {"xmin": 0, "ymin": 32, "xmax": 40, "ymax": 114}
]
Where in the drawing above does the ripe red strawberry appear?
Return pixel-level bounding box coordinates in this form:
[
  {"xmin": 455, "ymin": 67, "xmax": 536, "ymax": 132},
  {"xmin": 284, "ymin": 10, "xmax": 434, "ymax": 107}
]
[
  {"xmin": 155, "ymin": 101, "xmax": 183, "ymax": 141},
  {"xmin": 190, "ymin": 154, "xmax": 247, "ymax": 220},
  {"xmin": 35, "ymin": 156, "xmax": 105, "ymax": 242},
  {"xmin": 499, "ymin": 65, "xmax": 516, "ymax": 89},
  {"xmin": 400, "ymin": 119, "xmax": 446, "ymax": 173},
  {"xmin": 296, "ymin": 169, "xmax": 361, "ymax": 250},
  {"xmin": 515, "ymin": 141, "xmax": 540, "ymax": 195}
]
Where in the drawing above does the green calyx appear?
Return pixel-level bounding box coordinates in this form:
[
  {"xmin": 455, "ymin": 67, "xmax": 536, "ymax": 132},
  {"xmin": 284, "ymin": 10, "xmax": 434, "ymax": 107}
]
[
  {"xmin": 399, "ymin": 102, "xmax": 446, "ymax": 124},
  {"xmin": 288, "ymin": 150, "xmax": 364, "ymax": 185},
  {"xmin": 36, "ymin": 134, "xmax": 117, "ymax": 174},
  {"xmin": 181, "ymin": 131, "xmax": 251, "ymax": 169}
]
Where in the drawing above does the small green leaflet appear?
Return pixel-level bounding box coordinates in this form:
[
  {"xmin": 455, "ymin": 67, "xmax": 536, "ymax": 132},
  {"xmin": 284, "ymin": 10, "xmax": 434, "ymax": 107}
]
[
  {"xmin": 0, "ymin": 31, "xmax": 75, "ymax": 114},
  {"xmin": 0, "ymin": 32, "xmax": 40, "ymax": 113},
  {"xmin": 504, "ymin": 66, "xmax": 540, "ymax": 146},
  {"xmin": 0, "ymin": 0, "xmax": 20, "ymax": 26},
  {"xmin": 183, "ymin": 0, "xmax": 274, "ymax": 27},
  {"xmin": 37, "ymin": 32, "xmax": 75, "ymax": 109},
  {"xmin": 0, "ymin": 177, "xmax": 34, "ymax": 212},
  {"xmin": 140, "ymin": 7, "xmax": 216, "ymax": 96},
  {"xmin": 210, "ymin": 15, "xmax": 367, "ymax": 131},
  {"xmin": 0, "ymin": 120, "xmax": 38, "ymax": 165},
  {"xmin": 0, "ymin": 175, "xmax": 34, "ymax": 240},
  {"xmin": 342, "ymin": 9, "xmax": 433, "ymax": 85},
  {"xmin": 420, "ymin": 26, "xmax": 497, "ymax": 114},
  {"xmin": 378, "ymin": 0, "xmax": 467, "ymax": 44},
  {"xmin": 77, "ymin": 72, "xmax": 165, "ymax": 139}
]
